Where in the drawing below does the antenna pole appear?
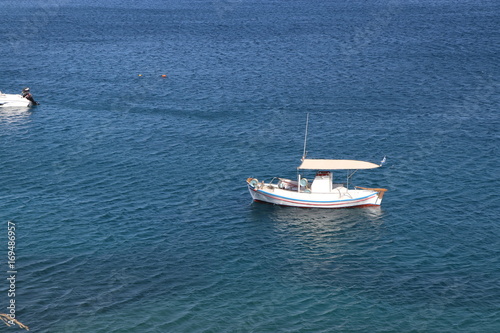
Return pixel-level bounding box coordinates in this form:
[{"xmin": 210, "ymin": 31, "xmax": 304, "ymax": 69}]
[{"xmin": 302, "ymin": 113, "xmax": 309, "ymax": 160}]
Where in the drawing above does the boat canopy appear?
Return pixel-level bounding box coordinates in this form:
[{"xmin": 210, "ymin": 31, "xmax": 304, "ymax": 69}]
[{"xmin": 298, "ymin": 159, "xmax": 380, "ymax": 170}]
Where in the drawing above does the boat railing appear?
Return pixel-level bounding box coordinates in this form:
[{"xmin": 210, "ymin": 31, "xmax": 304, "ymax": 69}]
[{"xmin": 268, "ymin": 177, "xmax": 279, "ymax": 184}]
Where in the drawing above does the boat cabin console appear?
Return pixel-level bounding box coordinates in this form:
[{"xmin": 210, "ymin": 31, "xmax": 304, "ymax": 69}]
[{"xmin": 310, "ymin": 171, "xmax": 345, "ymax": 193}]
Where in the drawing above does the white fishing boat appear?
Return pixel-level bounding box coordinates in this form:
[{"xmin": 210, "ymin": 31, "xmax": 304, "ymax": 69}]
[
  {"xmin": 0, "ymin": 88, "xmax": 38, "ymax": 108},
  {"xmin": 246, "ymin": 115, "xmax": 387, "ymax": 209}
]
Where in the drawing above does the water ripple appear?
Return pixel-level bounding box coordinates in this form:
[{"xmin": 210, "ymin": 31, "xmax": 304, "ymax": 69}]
[{"xmin": 1, "ymin": 1, "xmax": 499, "ymax": 332}]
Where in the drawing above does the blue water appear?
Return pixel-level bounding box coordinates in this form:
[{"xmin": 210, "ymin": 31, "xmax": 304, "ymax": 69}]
[{"xmin": 1, "ymin": 0, "xmax": 499, "ymax": 332}]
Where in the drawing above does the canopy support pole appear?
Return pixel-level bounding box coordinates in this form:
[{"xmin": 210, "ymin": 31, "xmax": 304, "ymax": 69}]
[{"xmin": 347, "ymin": 169, "xmax": 358, "ymax": 189}]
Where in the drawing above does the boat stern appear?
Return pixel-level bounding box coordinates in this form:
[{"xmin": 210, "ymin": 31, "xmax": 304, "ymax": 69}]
[{"xmin": 355, "ymin": 187, "xmax": 388, "ymax": 206}]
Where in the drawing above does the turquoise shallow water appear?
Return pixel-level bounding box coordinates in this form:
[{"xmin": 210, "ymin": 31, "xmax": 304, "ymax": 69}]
[{"xmin": 1, "ymin": 0, "xmax": 499, "ymax": 332}]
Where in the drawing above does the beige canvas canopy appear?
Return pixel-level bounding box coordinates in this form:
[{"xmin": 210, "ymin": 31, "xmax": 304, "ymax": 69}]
[{"xmin": 298, "ymin": 159, "xmax": 380, "ymax": 170}]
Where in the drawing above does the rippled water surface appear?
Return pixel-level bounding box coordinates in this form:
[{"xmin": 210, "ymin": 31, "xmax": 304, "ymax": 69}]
[{"xmin": 1, "ymin": 0, "xmax": 499, "ymax": 332}]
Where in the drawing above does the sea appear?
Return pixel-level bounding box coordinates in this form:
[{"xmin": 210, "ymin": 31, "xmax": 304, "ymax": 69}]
[{"xmin": 0, "ymin": 0, "xmax": 499, "ymax": 332}]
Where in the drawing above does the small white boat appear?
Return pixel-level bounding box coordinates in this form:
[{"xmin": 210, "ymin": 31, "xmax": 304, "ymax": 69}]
[
  {"xmin": 246, "ymin": 115, "xmax": 387, "ymax": 209},
  {"xmin": 0, "ymin": 88, "xmax": 38, "ymax": 108}
]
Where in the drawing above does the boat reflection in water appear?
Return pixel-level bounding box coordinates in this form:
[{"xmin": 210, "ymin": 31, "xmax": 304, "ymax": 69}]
[
  {"xmin": 267, "ymin": 205, "xmax": 384, "ymax": 233},
  {"xmin": 0, "ymin": 107, "xmax": 33, "ymax": 125},
  {"xmin": 249, "ymin": 204, "xmax": 387, "ymax": 286},
  {"xmin": 250, "ymin": 203, "xmax": 385, "ymax": 243}
]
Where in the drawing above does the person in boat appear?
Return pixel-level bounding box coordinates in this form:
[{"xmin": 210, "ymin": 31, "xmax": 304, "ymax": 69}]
[{"xmin": 21, "ymin": 87, "xmax": 39, "ymax": 105}]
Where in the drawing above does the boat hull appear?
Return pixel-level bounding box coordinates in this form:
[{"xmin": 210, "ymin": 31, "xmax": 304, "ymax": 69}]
[
  {"xmin": 247, "ymin": 184, "xmax": 384, "ymax": 209},
  {"xmin": 0, "ymin": 93, "xmax": 32, "ymax": 108}
]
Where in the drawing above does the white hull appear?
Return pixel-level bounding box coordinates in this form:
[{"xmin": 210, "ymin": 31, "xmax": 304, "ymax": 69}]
[
  {"xmin": 0, "ymin": 93, "xmax": 32, "ymax": 108},
  {"xmin": 247, "ymin": 182, "xmax": 385, "ymax": 209}
]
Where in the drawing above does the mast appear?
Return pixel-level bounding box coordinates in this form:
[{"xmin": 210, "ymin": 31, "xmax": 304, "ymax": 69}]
[
  {"xmin": 302, "ymin": 113, "xmax": 309, "ymax": 161},
  {"xmin": 299, "ymin": 113, "xmax": 310, "ymax": 193}
]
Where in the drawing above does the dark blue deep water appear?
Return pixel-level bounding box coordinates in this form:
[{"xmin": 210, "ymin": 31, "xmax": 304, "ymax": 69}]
[{"xmin": 1, "ymin": 0, "xmax": 499, "ymax": 332}]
